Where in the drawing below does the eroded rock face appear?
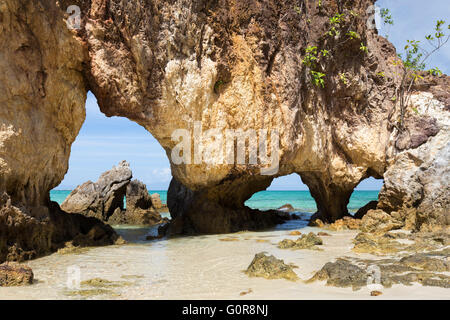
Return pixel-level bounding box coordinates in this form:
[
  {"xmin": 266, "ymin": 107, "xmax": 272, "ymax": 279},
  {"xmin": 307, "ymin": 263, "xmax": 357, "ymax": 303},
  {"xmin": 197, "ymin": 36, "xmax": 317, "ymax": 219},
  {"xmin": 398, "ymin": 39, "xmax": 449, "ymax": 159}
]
[
  {"xmin": 126, "ymin": 180, "xmax": 153, "ymax": 212},
  {"xmin": 0, "ymin": 192, "xmax": 120, "ymax": 263},
  {"xmin": 0, "ymin": 0, "xmax": 449, "ymax": 251},
  {"xmin": 309, "ymin": 248, "xmax": 450, "ymax": 290},
  {"xmin": 0, "ymin": 262, "xmax": 34, "ymax": 287},
  {"xmin": 166, "ymin": 178, "xmax": 285, "ymax": 234},
  {"xmin": 61, "ymin": 161, "xmax": 132, "ymax": 221},
  {"xmin": 378, "ymin": 90, "xmax": 450, "ymax": 231},
  {"xmin": 245, "ymin": 252, "xmax": 298, "ymax": 281}
]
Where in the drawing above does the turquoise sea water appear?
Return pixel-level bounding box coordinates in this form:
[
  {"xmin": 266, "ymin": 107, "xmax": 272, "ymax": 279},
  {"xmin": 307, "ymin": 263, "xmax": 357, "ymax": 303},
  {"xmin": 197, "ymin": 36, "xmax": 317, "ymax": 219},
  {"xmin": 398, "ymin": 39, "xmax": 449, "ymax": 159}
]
[{"xmin": 50, "ymin": 190, "xmax": 378, "ymax": 213}]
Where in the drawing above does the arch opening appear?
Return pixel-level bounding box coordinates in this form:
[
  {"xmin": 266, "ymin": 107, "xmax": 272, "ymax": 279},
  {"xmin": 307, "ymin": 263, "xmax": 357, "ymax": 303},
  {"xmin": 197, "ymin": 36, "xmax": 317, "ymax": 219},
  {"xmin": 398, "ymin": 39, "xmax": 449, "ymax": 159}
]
[
  {"xmin": 348, "ymin": 177, "xmax": 383, "ymax": 219},
  {"xmin": 51, "ymin": 91, "xmax": 172, "ymax": 227}
]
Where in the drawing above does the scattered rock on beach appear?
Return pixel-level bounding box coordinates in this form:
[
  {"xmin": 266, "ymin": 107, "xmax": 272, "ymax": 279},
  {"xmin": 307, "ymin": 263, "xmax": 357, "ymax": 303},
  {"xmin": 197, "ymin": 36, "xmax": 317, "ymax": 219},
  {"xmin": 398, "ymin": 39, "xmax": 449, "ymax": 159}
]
[
  {"xmin": 400, "ymin": 253, "xmax": 449, "ymax": 272},
  {"xmin": 245, "ymin": 253, "xmax": 299, "ymax": 281},
  {"xmin": 307, "ymin": 258, "xmax": 368, "ymax": 290},
  {"xmin": 352, "ymin": 232, "xmax": 405, "ymax": 255},
  {"xmin": 288, "ymin": 231, "xmax": 302, "ymax": 236},
  {"xmin": 326, "ymin": 216, "xmax": 361, "ymax": 231},
  {"xmin": 370, "ymin": 290, "xmax": 383, "ymax": 296},
  {"xmin": 318, "ymin": 232, "xmax": 331, "ymax": 236},
  {"xmin": 81, "ymin": 278, "xmax": 131, "ymax": 288},
  {"xmin": 239, "ymin": 288, "xmax": 253, "ymax": 296},
  {"xmin": 278, "ymin": 232, "xmax": 323, "ymax": 250},
  {"xmin": 309, "ymin": 247, "xmax": 450, "ymax": 290},
  {"xmin": 0, "ymin": 262, "xmax": 34, "ymax": 286}
]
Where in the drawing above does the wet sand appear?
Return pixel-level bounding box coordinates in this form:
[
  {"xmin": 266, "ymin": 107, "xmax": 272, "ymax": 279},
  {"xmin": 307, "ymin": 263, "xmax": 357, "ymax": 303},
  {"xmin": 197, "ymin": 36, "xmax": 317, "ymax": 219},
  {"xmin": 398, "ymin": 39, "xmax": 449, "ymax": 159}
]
[{"xmin": 1, "ymin": 219, "xmax": 448, "ymax": 300}]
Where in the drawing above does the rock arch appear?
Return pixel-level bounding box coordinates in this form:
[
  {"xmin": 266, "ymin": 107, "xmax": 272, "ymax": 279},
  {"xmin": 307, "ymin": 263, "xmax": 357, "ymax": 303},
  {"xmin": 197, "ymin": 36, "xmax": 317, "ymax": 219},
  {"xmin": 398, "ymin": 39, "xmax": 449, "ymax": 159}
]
[{"xmin": 0, "ymin": 0, "xmax": 448, "ymax": 261}]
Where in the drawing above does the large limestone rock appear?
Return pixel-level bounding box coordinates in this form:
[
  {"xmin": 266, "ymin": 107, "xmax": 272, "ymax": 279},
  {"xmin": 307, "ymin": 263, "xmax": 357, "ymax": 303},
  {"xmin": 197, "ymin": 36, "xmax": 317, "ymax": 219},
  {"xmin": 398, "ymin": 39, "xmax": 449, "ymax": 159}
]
[
  {"xmin": 0, "ymin": 192, "xmax": 120, "ymax": 263},
  {"xmin": 245, "ymin": 252, "xmax": 299, "ymax": 281},
  {"xmin": 0, "ymin": 0, "xmax": 448, "ymax": 256},
  {"xmin": 377, "ymin": 87, "xmax": 450, "ymax": 231},
  {"xmin": 61, "ymin": 161, "xmax": 132, "ymax": 221}
]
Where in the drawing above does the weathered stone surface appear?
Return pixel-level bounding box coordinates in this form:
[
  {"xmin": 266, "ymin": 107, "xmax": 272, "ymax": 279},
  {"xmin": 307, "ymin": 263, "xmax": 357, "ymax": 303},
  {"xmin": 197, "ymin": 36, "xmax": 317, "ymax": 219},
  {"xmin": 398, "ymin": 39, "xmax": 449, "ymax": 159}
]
[
  {"xmin": 0, "ymin": 193, "xmax": 120, "ymax": 263},
  {"xmin": 325, "ymin": 216, "xmax": 362, "ymax": 231},
  {"xmin": 106, "ymin": 179, "xmax": 167, "ymax": 225},
  {"xmin": 309, "ymin": 250, "xmax": 450, "ymax": 290},
  {"xmin": 352, "ymin": 230, "xmax": 450, "ymax": 256},
  {"xmin": 61, "ymin": 161, "xmax": 132, "ymax": 221},
  {"xmin": 308, "ymin": 258, "xmax": 369, "ymax": 290},
  {"xmin": 278, "ymin": 232, "xmax": 323, "ymax": 250},
  {"xmin": 245, "ymin": 252, "xmax": 298, "ymax": 281},
  {"xmin": 277, "ymin": 204, "xmax": 295, "ymax": 212},
  {"xmin": 126, "ymin": 180, "xmax": 152, "ymax": 212},
  {"xmin": 352, "ymin": 232, "xmax": 406, "ymax": 255},
  {"xmin": 108, "ymin": 208, "xmax": 167, "ymax": 226},
  {"xmin": 400, "ymin": 254, "xmax": 449, "ymax": 272},
  {"xmin": 0, "ymin": 0, "xmax": 448, "ymax": 255},
  {"xmin": 354, "ymin": 201, "xmax": 378, "ymax": 219},
  {"xmin": 0, "ymin": 262, "xmax": 34, "ymax": 286},
  {"xmin": 361, "ymin": 209, "xmax": 404, "ymax": 233},
  {"xmin": 150, "ymin": 193, "xmax": 165, "ymax": 210},
  {"xmin": 166, "ymin": 178, "xmax": 286, "ymax": 234}
]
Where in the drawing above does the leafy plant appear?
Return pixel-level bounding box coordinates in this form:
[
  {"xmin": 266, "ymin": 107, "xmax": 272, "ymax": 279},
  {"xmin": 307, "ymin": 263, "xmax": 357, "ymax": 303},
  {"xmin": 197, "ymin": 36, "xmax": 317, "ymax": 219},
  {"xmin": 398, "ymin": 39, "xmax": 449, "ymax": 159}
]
[
  {"xmin": 302, "ymin": 46, "xmax": 319, "ymax": 68},
  {"xmin": 311, "ymin": 71, "xmax": 325, "ymax": 88},
  {"xmin": 346, "ymin": 31, "xmax": 360, "ymax": 40},
  {"xmin": 339, "ymin": 73, "xmax": 348, "ymax": 85},
  {"xmin": 428, "ymin": 67, "xmax": 443, "ymax": 76}
]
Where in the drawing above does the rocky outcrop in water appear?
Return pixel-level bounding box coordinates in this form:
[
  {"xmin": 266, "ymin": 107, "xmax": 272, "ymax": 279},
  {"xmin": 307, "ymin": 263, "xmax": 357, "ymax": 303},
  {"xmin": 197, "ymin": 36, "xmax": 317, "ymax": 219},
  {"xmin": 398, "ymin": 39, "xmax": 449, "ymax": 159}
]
[
  {"xmin": 0, "ymin": 0, "xmax": 448, "ymax": 254},
  {"xmin": 61, "ymin": 161, "xmax": 132, "ymax": 220},
  {"xmin": 126, "ymin": 180, "xmax": 153, "ymax": 213},
  {"xmin": 62, "ymin": 162, "xmax": 165, "ymax": 226},
  {"xmin": 278, "ymin": 232, "xmax": 323, "ymax": 250}
]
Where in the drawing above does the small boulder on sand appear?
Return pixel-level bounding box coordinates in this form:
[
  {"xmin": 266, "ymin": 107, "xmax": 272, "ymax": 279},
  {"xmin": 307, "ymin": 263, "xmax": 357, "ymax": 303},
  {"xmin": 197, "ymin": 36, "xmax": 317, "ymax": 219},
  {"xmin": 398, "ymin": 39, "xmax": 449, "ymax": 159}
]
[
  {"xmin": 245, "ymin": 252, "xmax": 298, "ymax": 281},
  {"xmin": 0, "ymin": 262, "xmax": 34, "ymax": 286}
]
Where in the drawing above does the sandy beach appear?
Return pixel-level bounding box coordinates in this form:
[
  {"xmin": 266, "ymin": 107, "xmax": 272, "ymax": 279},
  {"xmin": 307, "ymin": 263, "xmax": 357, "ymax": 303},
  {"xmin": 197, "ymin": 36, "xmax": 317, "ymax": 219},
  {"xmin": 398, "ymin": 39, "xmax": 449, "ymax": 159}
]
[{"xmin": 1, "ymin": 219, "xmax": 448, "ymax": 300}]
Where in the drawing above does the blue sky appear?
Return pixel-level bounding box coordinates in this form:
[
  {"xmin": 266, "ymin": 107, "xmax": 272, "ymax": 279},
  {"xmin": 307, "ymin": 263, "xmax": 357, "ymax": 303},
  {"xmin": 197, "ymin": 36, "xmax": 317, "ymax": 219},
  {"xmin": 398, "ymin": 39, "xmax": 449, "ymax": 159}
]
[{"xmin": 56, "ymin": 1, "xmax": 449, "ymax": 191}]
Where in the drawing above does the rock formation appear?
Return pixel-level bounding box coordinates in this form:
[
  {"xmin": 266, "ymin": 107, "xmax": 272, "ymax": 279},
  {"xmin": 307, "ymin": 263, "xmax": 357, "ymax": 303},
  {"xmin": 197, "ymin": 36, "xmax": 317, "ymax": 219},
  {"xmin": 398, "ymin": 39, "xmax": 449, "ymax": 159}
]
[
  {"xmin": 61, "ymin": 161, "xmax": 132, "ymax": 220},
  {"xmin": 0, "ymin": 0, "xmax": 449, "ymax": 258},
  {"xmin": 0, "ymin": 262, "xmax": 34, "ymax": 286},
  {"xmin": 0, "ymin": 192, "xmax": 120, "ymax": 263},
  {"xmin": 109, "ymin": 179, "xmax": 167, "ymax": 225},
  {"xmin": 245, "ymin": 252, "xmax": 299, "ymax": 281},
  {"xmin": 62, "ymin": 163, "xmax": 165, "ymax": 225}
]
